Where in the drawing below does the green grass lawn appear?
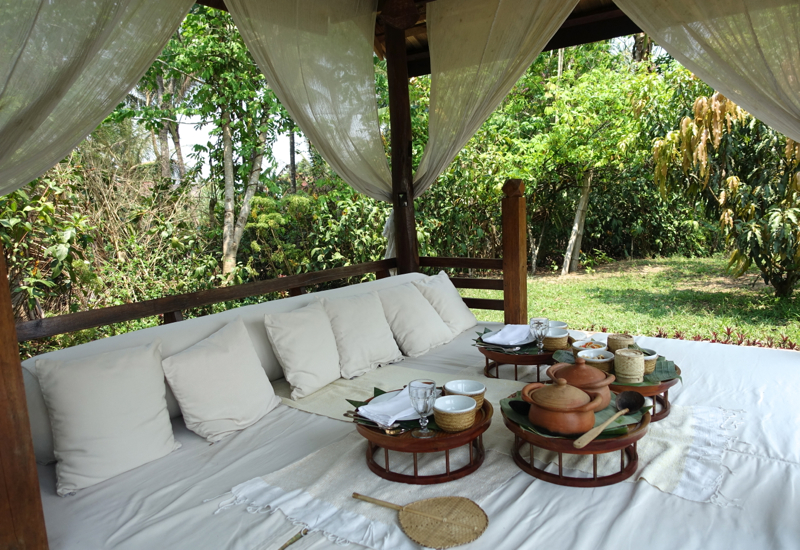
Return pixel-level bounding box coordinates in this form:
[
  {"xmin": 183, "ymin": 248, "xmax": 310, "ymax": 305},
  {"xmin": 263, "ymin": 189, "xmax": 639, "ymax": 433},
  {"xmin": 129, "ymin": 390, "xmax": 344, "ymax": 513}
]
[{"xmin": 462, "ymin": 255, "xmax": 800, "ymax": 348}]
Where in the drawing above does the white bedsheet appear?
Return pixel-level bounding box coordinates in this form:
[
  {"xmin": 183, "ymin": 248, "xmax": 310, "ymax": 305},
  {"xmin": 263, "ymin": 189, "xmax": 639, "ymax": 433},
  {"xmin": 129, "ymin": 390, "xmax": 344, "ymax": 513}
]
[{"xmin": 38, "ymin": 327, "xmax": 800, "ymax": 550}]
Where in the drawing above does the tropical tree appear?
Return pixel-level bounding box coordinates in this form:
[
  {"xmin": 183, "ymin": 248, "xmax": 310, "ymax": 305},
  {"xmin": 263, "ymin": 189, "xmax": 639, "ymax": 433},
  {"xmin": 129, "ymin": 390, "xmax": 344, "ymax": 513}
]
[{"xmin": 654, "ymin": 92, "xmax": 800, "ymax": 297}]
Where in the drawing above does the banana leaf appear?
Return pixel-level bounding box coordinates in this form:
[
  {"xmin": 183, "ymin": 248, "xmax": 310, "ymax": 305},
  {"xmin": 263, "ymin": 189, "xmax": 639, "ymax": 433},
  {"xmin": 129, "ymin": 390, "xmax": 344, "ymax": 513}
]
[
  {"xmin": 500, "ymin": 392, "xmax": 650, "ymax": 439},
  {"xmin": 612, "ymin": 356, "xmax": 682, "ymax": 387}
]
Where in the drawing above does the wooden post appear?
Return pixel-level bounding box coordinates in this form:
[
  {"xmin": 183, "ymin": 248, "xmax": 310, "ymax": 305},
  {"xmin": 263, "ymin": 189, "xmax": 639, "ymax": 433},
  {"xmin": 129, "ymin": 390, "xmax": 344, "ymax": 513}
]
[
  {"xmin": 383, "ymin": 7, "xmax": 420, "ymax": 274},
  {"xmin": 0, "ymin": 244, "xmax": 49, "ymax": 549},
  {"xmin": 502, "ymin": 179, "xmax": 528, "ymax": 325}
]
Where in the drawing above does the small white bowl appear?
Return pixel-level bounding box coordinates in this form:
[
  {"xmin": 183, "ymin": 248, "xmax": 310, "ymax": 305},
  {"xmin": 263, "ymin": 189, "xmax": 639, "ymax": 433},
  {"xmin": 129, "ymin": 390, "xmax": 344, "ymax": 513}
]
[
  {"xmin": 434, "ymin": 395, "xmax": 477, "ymax": 414},
  {"xmin": 546, "ymin": 328, "xmax": 569, "ymax": 338},
  {"xmin": 578, "ymin": 349, "xmax": 615, "ymax": 362},
  {"xmin": 444, "ymin": 380, "xmax": 485, "ymax": 396},
  {"xmin": 549, "ymin": 320, "xmax": 568, "ymax": 330},
  {"xmin": 640, "ymin": 348, "xmax": 658, "ymax": 361},
  {"xmin": 572, "ymin": 339, "xmax": 608, "ymax": 353}
]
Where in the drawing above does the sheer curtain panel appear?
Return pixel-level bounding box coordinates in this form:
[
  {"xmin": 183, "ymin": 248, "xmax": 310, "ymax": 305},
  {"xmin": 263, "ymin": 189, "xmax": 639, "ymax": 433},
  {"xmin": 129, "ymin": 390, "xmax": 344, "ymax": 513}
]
[
  {"xmin": 227, "ymin": 0, "xmax": 393, "ymax": 202},
  {"xmin": 616, "ymin": 0, "xmax": 800, "ymax": 142},
  {"xmin": 0, "ymin": 0, "xmax": 194, "ymax": 196},
  {"xmin": 413, "ymin": 0, "xmax": 578, "ymax": 196}
]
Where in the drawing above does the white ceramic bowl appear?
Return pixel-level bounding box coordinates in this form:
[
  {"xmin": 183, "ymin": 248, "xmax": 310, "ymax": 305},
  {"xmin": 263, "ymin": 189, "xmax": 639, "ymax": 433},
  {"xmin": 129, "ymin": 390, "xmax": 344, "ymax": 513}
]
[
  {"xmin": 546, "ymin": 328, "xmax": 569, "ymax": 339},
  {"xmin": 549, "ymin": 320, "xmax": 568, "ymax": 330},
  {"xmin": 434, "ymin": 395, "xmax": 477, "ymax": 414},
  {"xmin": 443, "ymin": 379, "xmax": 485, "ymax": 396},
  {"xmin": 577, "ymin": 349, "xmax": 615, "ymax": 362},
  {"xmin": 572, "ymin": 339, "xmax": 608, "ymax": 353}
]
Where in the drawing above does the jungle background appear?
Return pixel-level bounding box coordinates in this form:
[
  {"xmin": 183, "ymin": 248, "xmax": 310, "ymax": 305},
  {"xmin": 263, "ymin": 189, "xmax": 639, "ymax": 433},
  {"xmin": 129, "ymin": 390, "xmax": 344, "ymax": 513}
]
[{"xmin": 3, "ymin": 7, "xmax": 798, "ymax": 357}]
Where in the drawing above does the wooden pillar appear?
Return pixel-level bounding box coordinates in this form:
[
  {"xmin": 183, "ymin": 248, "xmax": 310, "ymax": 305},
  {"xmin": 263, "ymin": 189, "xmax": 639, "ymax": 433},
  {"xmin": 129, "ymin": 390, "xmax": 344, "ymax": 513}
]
[
  {"xmin": 0, "ymin": 244, "xmax": 49, "ymax": 549},
  {"xmin": 383, "ymin": 5, "xmax": 420, "ymax": 274},
  {"xmin": 502, "ymin": 179, "xmax": 528, "ymax": 325}
]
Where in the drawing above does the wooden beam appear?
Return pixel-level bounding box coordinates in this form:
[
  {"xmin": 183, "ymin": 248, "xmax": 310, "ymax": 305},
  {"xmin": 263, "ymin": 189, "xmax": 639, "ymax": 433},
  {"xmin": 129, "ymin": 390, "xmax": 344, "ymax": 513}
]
[
  {"xmin": 463, "ymin": 297, "xmax": 504, "ymax": 310},
  {"xmin": 0, "ymin": 245, "xmax": 48, "ymax": 549},
  {"xmin": 17, "ymin": 259, "xmax": 397, "ymax": 342},
  {"xmin": 502, "ymin": 179, "xmax": 527, "ymax": 325},
  {"xmin": 543, "ymin": 7, "xmax": 641, "ymax": 52},
  {"xmin": 419, "ymin": 256, "xmax": 503, "ymax": 270},
  {"xmin": 449, "ymin": 277, "xmax": 504, "ymax": 291},
  {"xmin": 384, "ymin": 17, "xmax": 420, "ymax": 274}
]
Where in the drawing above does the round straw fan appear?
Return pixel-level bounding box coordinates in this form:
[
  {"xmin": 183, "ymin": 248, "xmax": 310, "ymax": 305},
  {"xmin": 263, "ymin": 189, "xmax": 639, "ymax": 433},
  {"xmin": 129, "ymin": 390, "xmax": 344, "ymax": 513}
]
[{"xmin": 353, "ymin": 493, "xmax": 488, "ymax": 549}]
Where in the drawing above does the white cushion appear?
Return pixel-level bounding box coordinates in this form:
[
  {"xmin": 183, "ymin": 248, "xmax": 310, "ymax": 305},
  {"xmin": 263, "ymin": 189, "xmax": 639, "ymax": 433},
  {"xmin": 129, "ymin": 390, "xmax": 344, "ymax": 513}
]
[
  {"xmin": 378, "ymin": 283, "xmax": 454, "ymax": 357},
  {"xmin": 413, "ymin": 271, "xmax": 478, "ymax": 336},
  {"xmin": 162, "ymin": 318, "xmax": 280, "ymax": 442},
  {"xmin": 35, "ymin": 341, "xmax": 178, "ymax": 496},
  {"xmin": 264, "ymin": 301, "xmax": 341, "ymax": 399},
  {"xmin": 321, "ymin": 292, "xmax": 403, "ymax": 378}
]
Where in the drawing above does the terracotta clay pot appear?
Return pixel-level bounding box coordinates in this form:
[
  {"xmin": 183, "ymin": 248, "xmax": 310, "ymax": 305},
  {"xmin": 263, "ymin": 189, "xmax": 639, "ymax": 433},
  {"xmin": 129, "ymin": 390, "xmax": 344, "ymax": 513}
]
[
  {"xmin": 547, "ymin": 357, "xmax": 616, "ymax": 410},
  {"xmin": 520, "ymin": 379, "xmax": 604, "ymax": 436}
]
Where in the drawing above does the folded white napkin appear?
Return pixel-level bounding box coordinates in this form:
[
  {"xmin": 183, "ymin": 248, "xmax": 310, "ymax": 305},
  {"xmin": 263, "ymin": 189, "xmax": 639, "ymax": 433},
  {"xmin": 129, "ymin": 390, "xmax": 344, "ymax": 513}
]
[
  {"xmin": 483, "ymin": 324, "xmax": 531, "ymax": 346},
  {"xmin": 357, "ymin": 387, "xmax": 417, "ymax": 427}
]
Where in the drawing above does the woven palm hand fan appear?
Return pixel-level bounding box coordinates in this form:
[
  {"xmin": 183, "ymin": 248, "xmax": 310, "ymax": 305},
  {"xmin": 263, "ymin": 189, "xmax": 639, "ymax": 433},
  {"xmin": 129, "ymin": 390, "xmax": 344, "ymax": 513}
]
[{"xmin": 352, "ymin": 493, "xmax": 488, "ymax": 549}]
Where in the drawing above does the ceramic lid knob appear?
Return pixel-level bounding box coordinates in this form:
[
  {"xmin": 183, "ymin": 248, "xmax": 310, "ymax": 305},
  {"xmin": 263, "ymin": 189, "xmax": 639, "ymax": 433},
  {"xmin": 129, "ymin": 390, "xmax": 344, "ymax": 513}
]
[{"xmin": 530, "ymin": 378, "xmax": 591, "ymax": 410}]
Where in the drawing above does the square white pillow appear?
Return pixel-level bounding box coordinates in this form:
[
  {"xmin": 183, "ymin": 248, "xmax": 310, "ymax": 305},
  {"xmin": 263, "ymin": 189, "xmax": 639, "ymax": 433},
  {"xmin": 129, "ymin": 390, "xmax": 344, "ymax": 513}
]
[
  {"xmin": 413, "ymin": 271, "xmax": 478, "ymax": 336},
  {"xmin": 35, "ymin": 341, "xmax": 178, "ymax": 496},
  {"xmin": 378, "ymin": 283, "xmax": 454, "ymax": 357},
  {"xmin": 162, "ymin": 317, "xmax": 280, "ymax": 442},
  {"xmin": 264, "ymin": 301, "xmax": 341, "ymax": 399},
  {"xmin": 321, "ymin": 292, "xmax": 403, "ymax": 378}
]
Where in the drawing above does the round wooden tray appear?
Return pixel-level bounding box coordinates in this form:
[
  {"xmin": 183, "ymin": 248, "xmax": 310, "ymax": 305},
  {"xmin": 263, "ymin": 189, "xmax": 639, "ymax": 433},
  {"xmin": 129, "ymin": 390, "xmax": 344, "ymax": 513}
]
[
  {"xmin": 478, "ymin": 346, "xmax": 562, "ymax": 382},
  {"xmin": 609, "ymin": 366, "xmax": 681, "ymax": 422},
  {"xmin": 356, "ymin": 401, "xmax": 493, "ymax": 485},
  {"xmin": 501, "ymin": 406, "xmax": 651, "ymax": 487}
]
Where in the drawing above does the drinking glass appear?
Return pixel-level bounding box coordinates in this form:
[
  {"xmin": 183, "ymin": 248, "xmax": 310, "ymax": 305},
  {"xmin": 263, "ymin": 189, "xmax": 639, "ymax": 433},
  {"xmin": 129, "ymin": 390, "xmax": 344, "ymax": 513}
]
[
  {"xmin": 529, "ymin": 317, "xmax": 549, "ymax": 354},
  {"xmin": 409, "ymin": 379, "xmax": 436, "ymax": 439}
]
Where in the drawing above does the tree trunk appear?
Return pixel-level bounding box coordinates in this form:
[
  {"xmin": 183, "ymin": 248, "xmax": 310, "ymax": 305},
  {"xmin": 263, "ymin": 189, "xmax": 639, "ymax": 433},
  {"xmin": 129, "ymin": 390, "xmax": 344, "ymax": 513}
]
[
  {"xmin": 221, "ymin": 110, "xmax": 236, "ymax": 276},
  {"xmin": 156, "ymin": 74, "xmax": 171, "ymax": 182},
  {"xmin": 561, "ymin": 169, "xmax": 593, "ymax": 276},
  {"xmin": 169, "ymin": 121, "xmax": 186, "ymax": 184},
  {"xmin": 289, "ymin": 129, "xmax": 297, "ymax": 193},
  {"xmin": 229, "ymin": 128, "xmax": 270, "ymax": 268},
  {"xmin": 530, "ymin": 212, "xmax": 549, "ymax": 275},
  {"xmin": 632, "ymin": 33, "xmax": 652, "ymax": 63}
]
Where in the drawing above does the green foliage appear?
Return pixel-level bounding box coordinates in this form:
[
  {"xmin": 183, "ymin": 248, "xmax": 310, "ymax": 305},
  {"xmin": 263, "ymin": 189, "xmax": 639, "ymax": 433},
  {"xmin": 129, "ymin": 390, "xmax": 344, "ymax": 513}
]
[{"xmin": 654, "ymin": 93, "xmax": 800, "ymax": 297}]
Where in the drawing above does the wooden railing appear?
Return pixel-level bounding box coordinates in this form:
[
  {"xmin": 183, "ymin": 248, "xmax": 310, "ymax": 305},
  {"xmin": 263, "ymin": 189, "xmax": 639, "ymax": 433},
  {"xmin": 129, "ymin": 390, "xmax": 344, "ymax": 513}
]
[
  {"xmin": 16, "ymin": 259, "xmax": 397, "ymax": 342},
  {"xmin": 419, "ymin": 256, "xmax": 505, "ymax": 312}
]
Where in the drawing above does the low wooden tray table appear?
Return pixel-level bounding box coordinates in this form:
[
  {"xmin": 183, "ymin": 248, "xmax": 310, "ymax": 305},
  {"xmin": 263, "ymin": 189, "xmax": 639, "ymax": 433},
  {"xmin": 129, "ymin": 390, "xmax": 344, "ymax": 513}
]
[
  {"xmin": 609, "ymin": 366, "xmax": 681, "ymax": 422},
  {"xmin": 478, "ymin": 346, "xmax": 557, "ymax": 382},
  {"xmin": 356, "ymin": 401, "xmax": 493, "ymax": 485},
  {"xmin": 502, "ymin": 407, "xmax": 651, "ymax": 487}
]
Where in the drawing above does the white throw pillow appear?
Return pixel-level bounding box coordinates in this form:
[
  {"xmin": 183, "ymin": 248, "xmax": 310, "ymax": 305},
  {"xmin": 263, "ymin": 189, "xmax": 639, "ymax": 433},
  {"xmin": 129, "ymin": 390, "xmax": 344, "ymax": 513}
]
[
  {"xmin": 264, "ymin": 301, "xmax": 341, "ymax": 399},
  {"xmin": 162, "ymin": 317, "xmax": 280, "ymax": 442},
  {"xmin": 321, "ymin": 292, "xmax": 403, "ymax": 378},
  {"xmin": 35, "ymin": 341, "xmax": 178, "ymax": 496},
  {"xmin": 378, "ymin": 283, "xmax": 454, "ymax": 357},
  {"xmin": 413, "ymin": 271, "xmax": 478, "ymax": 336}
]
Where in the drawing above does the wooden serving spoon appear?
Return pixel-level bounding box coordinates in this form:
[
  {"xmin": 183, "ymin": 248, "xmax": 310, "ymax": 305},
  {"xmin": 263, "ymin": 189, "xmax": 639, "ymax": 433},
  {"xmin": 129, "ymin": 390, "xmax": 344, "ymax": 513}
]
[{"xmin": 573, "ymin": 391, "xmax": 645, "ymax": 449}]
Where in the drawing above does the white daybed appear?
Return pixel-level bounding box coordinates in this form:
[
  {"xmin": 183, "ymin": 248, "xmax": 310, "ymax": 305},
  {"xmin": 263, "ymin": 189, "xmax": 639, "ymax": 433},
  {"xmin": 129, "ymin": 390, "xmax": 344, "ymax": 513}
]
[{"xmin": 22, "ymin": 273, "xmax": 800, "ymax": 550}]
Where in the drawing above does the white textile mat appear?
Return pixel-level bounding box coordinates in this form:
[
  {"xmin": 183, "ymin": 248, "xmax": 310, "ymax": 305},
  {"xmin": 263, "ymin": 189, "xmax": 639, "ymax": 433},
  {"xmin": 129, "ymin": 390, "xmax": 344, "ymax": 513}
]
[{"xmin": 214, "ymin": 432, "xmax": 519, "ymax": 550}]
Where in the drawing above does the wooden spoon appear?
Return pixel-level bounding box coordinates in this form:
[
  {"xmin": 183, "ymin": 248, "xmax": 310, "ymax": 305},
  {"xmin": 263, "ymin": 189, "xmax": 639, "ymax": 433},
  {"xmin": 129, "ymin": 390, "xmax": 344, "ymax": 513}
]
[{"xmin": 573, "ymin": 391, "xmax": 645, "ymax": 449}]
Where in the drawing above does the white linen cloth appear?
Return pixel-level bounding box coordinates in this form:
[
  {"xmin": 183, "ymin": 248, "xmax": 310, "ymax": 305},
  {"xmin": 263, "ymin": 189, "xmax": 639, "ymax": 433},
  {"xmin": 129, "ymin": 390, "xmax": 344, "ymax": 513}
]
[
  {"xmin": 616, "ymin": 0, "xmax": 800, "ymax": 142},
  {"xmin": 217, "ymin": 433, "xmax": 520, "ymax": 550},
  {"xmin": 226, "ymin": 0, "xmax": 393, "ymax": 202},
  {"xmin": 356, "ymin": 386, "xmax": 416, "ymax": 426},
  {"xmin": 0, "ymin": 0, "xmax": 194, "ymax": 195},
  {"xmin": 481, "ymin": 324, "xmax": 531, "ymax": 345},
  {"xmin": 413, "ymin": 0, "xmax": 579, "ymax": 196}
]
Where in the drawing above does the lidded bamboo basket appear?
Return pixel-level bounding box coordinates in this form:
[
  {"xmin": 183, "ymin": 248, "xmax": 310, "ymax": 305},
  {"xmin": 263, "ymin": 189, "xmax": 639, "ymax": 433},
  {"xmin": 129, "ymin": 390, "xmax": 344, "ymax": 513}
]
[
  {"xmin": 607, "ymin": 333, "xmax": 634, "ymax": 353},
  {"xmin": 614, "ymin": 349, "xmax": 645, "ymax": 383}
]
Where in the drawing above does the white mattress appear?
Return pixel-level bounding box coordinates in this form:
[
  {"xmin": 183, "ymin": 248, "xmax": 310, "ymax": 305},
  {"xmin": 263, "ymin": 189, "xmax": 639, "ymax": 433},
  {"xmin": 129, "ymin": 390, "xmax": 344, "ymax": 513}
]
[{"xmin": 38, "ymin": 327, "xmax": 800, "ymax": 550}]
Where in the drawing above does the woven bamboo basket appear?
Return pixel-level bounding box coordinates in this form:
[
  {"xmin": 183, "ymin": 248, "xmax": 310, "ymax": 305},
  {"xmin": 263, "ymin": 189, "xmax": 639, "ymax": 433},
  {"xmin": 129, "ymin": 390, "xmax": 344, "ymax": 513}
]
[
  {"xmin": 643, "ymin": 353, "xmax": 657, "ymax": 374},
  {"xmin": 434, "ymin": 408, "xmax": 477, "ymax": 433},
  {"xmin": 607, "ymin": 333, "xmax": 634, "ymax": 353},
  {"xmin": 543, "ymin": 334, "xmax": 569, "ymax": 351},
  {"xmin": 614, "ymin": 349, "xmax": 645, "ymax": 383}
]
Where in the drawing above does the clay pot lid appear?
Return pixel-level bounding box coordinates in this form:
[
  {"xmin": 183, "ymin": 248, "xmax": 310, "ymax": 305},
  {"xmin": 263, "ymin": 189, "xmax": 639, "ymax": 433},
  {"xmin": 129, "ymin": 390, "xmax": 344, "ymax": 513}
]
[
  {"xmin": 547, "ymin": 358, "xmax": 610, "ymax": 388},
  {"xmin": 530, "ymin": 378, "xmax": 590, "ymax": 410}
]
